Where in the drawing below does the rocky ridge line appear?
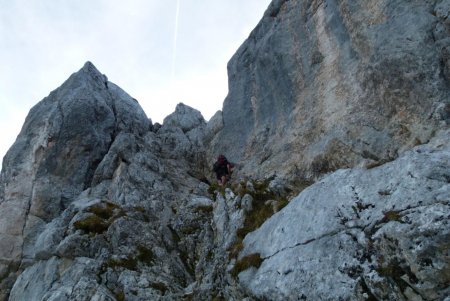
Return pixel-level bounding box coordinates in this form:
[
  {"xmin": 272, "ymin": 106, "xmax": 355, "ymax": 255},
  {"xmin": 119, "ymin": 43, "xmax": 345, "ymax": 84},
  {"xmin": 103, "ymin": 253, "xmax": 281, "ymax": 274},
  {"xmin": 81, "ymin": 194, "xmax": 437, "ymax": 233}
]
[{"xmin": 1, "ymin": 0, "xmax": 450, "ymax": 299}]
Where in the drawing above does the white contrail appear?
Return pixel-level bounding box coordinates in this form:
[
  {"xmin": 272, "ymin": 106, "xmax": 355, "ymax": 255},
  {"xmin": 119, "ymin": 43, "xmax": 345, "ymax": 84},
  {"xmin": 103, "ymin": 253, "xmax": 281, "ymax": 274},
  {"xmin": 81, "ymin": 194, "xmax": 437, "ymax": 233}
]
[{"xmin": 171, "ymin": 0, "xmax": 180, "ymax": 83}]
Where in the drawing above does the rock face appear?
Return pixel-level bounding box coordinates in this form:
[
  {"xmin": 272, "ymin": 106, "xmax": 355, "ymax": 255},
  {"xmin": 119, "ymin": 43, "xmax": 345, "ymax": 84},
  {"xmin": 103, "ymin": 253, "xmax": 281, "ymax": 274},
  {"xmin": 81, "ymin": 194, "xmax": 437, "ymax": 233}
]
[
  {"xmin": 163, "ymin": 103, "xmax": 206, "ymax": 133},
  {"xmin": 1, "ymin": 0, "xmax": 450, "ymax": 300},
  {"xmin": 0, "ymin": 63, "xmax": 195, "ymax": 299},
  {"xmin": 0, "ymin": 62, "xmax": 244, "ymax": 300},
  {"xmin": 210, "ymin": 0, "xmax": 450, "ymax": 181},
  {"xmin": 0, "ymin": 62, "xmax": 151, "ymax": 298},
  {"xmin": 239, "ymin": 129, "xmax": 450, "ymax": 300}
]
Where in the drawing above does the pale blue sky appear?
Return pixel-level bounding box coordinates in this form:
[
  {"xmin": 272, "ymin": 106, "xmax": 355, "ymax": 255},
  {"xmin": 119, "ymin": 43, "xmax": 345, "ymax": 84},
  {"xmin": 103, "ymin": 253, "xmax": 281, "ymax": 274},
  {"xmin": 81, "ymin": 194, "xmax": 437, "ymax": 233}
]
[{"xmin": 0, "ymin": 0, "xmax": 272, "ymax": 167}]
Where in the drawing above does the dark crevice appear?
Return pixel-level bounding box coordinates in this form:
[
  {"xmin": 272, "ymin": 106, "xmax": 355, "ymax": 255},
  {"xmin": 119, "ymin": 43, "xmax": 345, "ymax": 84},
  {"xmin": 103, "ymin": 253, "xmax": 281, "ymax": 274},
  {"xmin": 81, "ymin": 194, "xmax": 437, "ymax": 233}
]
[
  {"xmin": 365, "ymin": 202, "xmax": 450, "ymax": 237},
  {"xmin": 359, "ymin": 277, "xmax": 378, "ymax": 301},
  {"xmin": 262, "ymin": 200, "xmax": 449, "ymax": 262},
  {"xmin": 262, "ymin": 229, "xmax": 343, "ymax": 260},
  {"xmin": 106, "ymin": 89, "xmax": 120, "ymax": 140}
]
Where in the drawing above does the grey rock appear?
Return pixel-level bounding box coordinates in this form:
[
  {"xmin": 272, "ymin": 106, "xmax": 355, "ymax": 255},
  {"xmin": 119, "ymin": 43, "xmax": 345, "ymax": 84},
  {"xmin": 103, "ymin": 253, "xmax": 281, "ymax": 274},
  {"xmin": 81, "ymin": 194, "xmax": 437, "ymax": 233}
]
[
  {"xmin": 1, "ymin": 62, "xmax": 115, "ymax": 254},
  {"xmin": 106, "ymin": 82, "xmax": 150, "ymax": 135},
  {"xmin": 189, "ymin": 196, "xmax": 213, "ymax": 209},
  {"xmin": 434, "ymin": 0, "xmax": 450, "ymax": 82},
  {"xmin": 213, "ymin": 189, "xmax": 246, "ymax": 250},
  {"xmin": 163, "ymin": 102, "xmax": 206, "ymax": 133},
  {"xmin": 9, "ymin": 257, "xmax": 60, "ymax": 301},
  {"xmin": 152, "ymin": 122, "xmax": 162, "ymax": 132},
  {"xmin": 435, "ymin": 0, "xmax": 450, "ymax": 24},
  {"xmin": 0, "ymin": 62, "xmax": 151, "ymax": 298},
  {"xmin": 1, "ymin": 1, "xmax": 450, "ymax": 299},
  {"xmin": 9, "ymin": 257, "xmax": 112, "ymax": 301},
  {"xmin": 240, "ymin": 194, "xmax": 253, "ymax": 213},
  {"xmin": 204, "ymin": 110, "xmax": 223, "ymax": 145},
  {"xmin": 239, "ymin": 129, "xmax": 450, "ymax": 300},
  {"xmin": 0, "ymin": 60, "xmax": 222, "ymax": 299},
  {"xmin": 211, "ymin": 0, "xmax": 450, "ymax": 182}
]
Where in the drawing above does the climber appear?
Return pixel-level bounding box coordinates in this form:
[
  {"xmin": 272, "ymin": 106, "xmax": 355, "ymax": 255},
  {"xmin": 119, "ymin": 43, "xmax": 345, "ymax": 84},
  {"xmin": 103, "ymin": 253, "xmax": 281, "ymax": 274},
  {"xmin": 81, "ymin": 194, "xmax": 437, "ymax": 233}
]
[{"xmin": 213, "ymin": 155, "xmax": 234, "ymax": 186}]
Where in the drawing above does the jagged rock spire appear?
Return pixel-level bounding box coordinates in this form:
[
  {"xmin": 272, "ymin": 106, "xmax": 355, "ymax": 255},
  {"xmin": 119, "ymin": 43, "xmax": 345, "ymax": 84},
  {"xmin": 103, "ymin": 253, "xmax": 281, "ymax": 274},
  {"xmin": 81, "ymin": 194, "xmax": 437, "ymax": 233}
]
[
  {"xmin": 0, "ymin": 61, "xmax": 150, "ymax": 299},
  {"xmin": 163, "ymin": 102, "xmax": 206, "ymax": 133}
]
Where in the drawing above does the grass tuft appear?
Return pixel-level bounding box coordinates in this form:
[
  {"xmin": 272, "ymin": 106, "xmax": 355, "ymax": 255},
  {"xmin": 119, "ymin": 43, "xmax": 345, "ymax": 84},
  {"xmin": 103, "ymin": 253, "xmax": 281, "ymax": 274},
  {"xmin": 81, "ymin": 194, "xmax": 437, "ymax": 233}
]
[
  {"xmin": 73, "ymin": 214, "xmax": 109, "ymax": 234},
  {"xmin": 208, "ymin": 183, "xmax": 225, "ymax": 199},
  {"xmin": 150, "ymin": 282, "xmax": 168, "ymax": 294},
  {"xmin": 228, "ymin": 180, "xmax": 289, "ymax": 258},
  {"xmin": 231, "ymin": 253, "xmax": 263, "ymax": 278},
  {"xmin": 115, "ymin": 290, "xmax": 125, "ymax": 301},
  {"xmin": 74, "ymin": 201, "xmax": 126, "ymax": 235},
  {"xmin": 137, "ymin": 245, "xmax": 154, "ymax": 265},
  {"xmin": 87, "ymin": 202, "xmax": 119, "ymax": 219},
  {"xmin": 195, "ymin": 205, "xmax": 214, "ymax": 213},
  {"xmin": 382, "ymin": 210, "xmax": 404, "ymax": 223}
]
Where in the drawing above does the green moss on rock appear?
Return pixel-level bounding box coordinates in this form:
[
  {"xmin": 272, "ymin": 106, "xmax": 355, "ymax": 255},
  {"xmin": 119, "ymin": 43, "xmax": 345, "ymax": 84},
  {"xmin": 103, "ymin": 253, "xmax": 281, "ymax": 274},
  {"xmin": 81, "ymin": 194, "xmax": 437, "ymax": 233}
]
[
  {"xmin": 87, "ymin": 201, "xmax": 119, "ymax": 219},
  {"xmin": 74, "ymin": 201, "xmax": 126, "ymax": 235},
  {"xmin": 382, "ymin": 210, "xmax": 404, "ymax": 223},
  {"xmin": 150, "ymin": 282, "xmax": 168, "ymax": 294},
  {"xmin": 208, "ymin": 183, "xmax": 225, "ymax": 199},
  {"xmin": 180, "ymin": 226, "xmax": 197, "ymax": 235},
  {"xmin": 115, "ymin": 290, "xmax": 125, "ymax": 301},
  {"xmin": 73, "ymin": 214, "xmax": 109, "ymax": 234},
  {"xmin": 228, "ymin": 238, "xmax": 244, "ymax": 259},
  {"xmin": 195, "ymin": 205, "xmax": 214, "ymax": 213},
  {"xmin": 231, "ymin": 253, "xmax": 263, "ymax": 278},
  {"xmin": 229, "ymin": 180, "xmax": 289, "ymax": 258},
  {"xmin": 137, "ymin": 245, "xmax": 154, "ymax": 265}
]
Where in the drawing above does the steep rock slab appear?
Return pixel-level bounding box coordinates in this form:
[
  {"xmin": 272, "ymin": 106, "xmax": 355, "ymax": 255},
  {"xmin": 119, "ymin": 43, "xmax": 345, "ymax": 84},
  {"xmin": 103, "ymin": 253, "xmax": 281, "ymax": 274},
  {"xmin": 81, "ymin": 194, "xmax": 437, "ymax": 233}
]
[
  {"xmin": 0, "ymin": 62, "xmax": 149, "ymax": 299},
  {"xmin": 211, "ymin": 0, "xmax": 450, "ymax": 181},
  {"xmin": 239, "ymin": 129, "xmax": 450, "ymax": 300}
]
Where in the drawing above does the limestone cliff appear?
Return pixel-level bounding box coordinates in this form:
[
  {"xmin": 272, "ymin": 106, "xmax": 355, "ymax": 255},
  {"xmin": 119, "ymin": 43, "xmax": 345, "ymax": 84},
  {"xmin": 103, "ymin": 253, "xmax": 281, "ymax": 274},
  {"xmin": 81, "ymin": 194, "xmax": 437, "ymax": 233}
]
[
  {"xmin": 209, "ymin": 0, "xmax": 450, "ymax": 182},
  {"xmin": 0, "ymin": 0, "xmax": 449, "ymax": 300}
]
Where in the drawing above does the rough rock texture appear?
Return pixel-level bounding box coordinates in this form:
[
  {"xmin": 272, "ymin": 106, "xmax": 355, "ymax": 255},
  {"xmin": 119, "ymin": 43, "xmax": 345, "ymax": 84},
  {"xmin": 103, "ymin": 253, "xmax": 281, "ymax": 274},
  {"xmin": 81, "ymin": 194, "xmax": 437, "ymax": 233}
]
[
  {"xmin": 210, "ymin": 0, "xmax": 450, "ymax": 182},
  {"xmin": 1, "ymin": 0, "xmax": 450, "ymax": 300},
  {"xmin": 0, "ymin": 63, "xmax": 211, "ymax": 300},
  {"xmin": 0, "ymin": 62, "xmax": 151, "ymax": 299},
  {"xmin": 163, "ymin": 103, "xmax": 205, "ymax": 134},
  {"xmin": 239, "ymin": 129, "xmax": 450, "ymax": 300}
]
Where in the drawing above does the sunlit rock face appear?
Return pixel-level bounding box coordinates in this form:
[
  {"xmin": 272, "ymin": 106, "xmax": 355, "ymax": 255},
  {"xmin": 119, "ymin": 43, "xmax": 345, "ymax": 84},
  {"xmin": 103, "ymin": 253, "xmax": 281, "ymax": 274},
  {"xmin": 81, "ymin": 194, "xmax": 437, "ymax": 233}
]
[
  {"xmin": 1, "ymin": 0, "xmax": 450, "ymax": 300},
  {"xmin": 211, "ymin": 0, "xmax": 450, "ymax": 182},
  {"xmin": 239, "ymin": 129, "xmax": 450, "ymax": 301}
]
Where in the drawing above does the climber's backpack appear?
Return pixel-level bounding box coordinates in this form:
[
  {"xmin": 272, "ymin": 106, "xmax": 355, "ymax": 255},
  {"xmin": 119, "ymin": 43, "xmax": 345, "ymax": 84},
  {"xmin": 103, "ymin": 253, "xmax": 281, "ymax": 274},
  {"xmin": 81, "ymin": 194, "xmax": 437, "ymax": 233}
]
[
  {"xmin": 213, "ymin": 161, "xmax": 221, "ymax": 172},
  {"xmin": 213, "ymin": 158, "xmax": 228, "ymax": 173}
]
